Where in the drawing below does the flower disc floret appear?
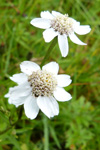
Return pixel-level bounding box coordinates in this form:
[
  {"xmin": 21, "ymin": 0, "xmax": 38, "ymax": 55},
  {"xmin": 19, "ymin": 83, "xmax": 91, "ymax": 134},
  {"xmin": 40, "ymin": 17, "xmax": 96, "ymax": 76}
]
[
  {"xmin": 28, "ymin": 70, "xmax": 57, "ymax": 97},
  {"xmin": 51, "ymin": 14, "xmax": 74, "ymax": 35}
]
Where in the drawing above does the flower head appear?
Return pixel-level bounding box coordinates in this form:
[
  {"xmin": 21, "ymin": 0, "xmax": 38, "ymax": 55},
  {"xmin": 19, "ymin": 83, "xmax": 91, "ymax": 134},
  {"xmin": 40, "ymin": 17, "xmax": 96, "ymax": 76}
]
[
  {"xmin": 30, "ymin": 11, "xmax": 91, "ymax": 57},
  {"xmin": 5, "ymin": 61, "xmax": 72, "ymax": 119}
]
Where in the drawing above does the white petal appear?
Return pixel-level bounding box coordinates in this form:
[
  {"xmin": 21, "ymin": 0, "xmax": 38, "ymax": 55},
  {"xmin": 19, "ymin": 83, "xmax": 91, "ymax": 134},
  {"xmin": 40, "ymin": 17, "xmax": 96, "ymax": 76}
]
[
  {"xmin": 9, "ymin": 83, "xmax": 31, "ymax": 100},
  {"xmin": 58, "ymin": 34, "xmax": 69, "ymax": 57},
  {"xmin": 6, "ymin": 85, "xmax": 31, "ymax": 107},
  {"xmin": 9, "ymin": 96, "xmax": 27, "ymax": 107},
  {"xmin": 37, "ymin": 96, "xmax": 59, "ymax": 118},
  {"xmin": 57, "ymin": 75, "xmax": 72, "ymax": 87},
  {"xmin": 74, "ymin": 25, "xmax": 91, "ymax": 35},
  {"xmin": 5, "ymin": 87, "xmax": 14, "ymax": 98},
  {"xmin": 5, "ymin": 93, "xmax": 10, "ymax": 98},
  {"xmin": 52, "ymin": 11, "xmax": 61, "ymax": 17},
  {"xmin": 54, "ymin": 87, "xmax": 72, "ymax": 101},
  {"xmin": 20, "ymin": 61, "xmax": 40, "ymax": 75},
  {"xmin": 10, "ymin": 73, "xmax": 27, "ymax": 85},
  {"xmin": 30, "ymin": 18, "xmax": 51, "ymax": 29},
  {"xmin": 24, "ymin": 95, "xmax": 39, "ymax": 119},
  {"xmin": 42, "ymin": 62, "xmax": 59, "ymax": 74},
  {"xmin": 69, "ymin": 32, "xmax": 87, "ymax": 45},
  {"xmin": 70, "ymin": 17, "xmax": 80, "ymax": 26},
  {"xmin": 8, "ymin": 98, "xmax": 12, "ymax": 104},
  {"xmin": 40, "ymin": 11, "xmax": 54, "ymax": 19},
  {"xmin": 43, "ymin": 28, "xmax": 58, "ymax": 43}
]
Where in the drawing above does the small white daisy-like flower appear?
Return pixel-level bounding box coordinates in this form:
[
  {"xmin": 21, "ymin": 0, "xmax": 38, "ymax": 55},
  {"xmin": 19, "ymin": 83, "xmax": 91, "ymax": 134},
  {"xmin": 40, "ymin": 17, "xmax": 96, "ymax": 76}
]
[
  {"xmin": 30, "ymin": 11, "xmax": 91, "ymax": 57},
  {"xmin": 5, "ymin": 61, "xmax": 72, "ymax": 119}
]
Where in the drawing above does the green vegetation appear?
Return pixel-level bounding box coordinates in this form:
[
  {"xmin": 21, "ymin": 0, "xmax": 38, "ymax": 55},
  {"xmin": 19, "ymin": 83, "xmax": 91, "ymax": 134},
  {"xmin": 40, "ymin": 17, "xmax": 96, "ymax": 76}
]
[{"xmin": 0, "ymin": 0, "xmax": 100, "ymax": 149}]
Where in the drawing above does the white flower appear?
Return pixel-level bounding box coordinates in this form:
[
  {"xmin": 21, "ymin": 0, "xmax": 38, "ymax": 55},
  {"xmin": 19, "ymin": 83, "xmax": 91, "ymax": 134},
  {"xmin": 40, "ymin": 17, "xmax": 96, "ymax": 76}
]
[
  {"xmin": 5, "ymin": 61, "xmax": 72, "ymax": 119},
  {"xmin": 30, "ymin": 11, "xmax": 91, "ymax": 57}
]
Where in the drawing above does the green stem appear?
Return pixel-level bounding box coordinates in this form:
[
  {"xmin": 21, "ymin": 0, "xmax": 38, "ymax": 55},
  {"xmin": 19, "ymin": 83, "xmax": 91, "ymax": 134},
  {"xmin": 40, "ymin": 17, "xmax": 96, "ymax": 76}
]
[
  {"xmin": 73, "ymin": 72, "xmax": 77, "ymax": 100},
  {"xmin": 4, "ymin": 31, "xmax": 14, "ymax": 74},
  {"xmin": 41, "ymin": 38, "xmax": 57, "ymax": 150},
  {"xmin": 0, "ymin": 106, "xmax": 23, "ymax": 135},
  {"xmin": 40, "ymin": 37, "xmax": 57, "ymax": 67},
  {"xmin": 0, "ymin": 120, "xmax": 18, "ymax": 135},
  {"xmin": 43, "ymin": 116, "xmax": 49, "ymax": 150}
]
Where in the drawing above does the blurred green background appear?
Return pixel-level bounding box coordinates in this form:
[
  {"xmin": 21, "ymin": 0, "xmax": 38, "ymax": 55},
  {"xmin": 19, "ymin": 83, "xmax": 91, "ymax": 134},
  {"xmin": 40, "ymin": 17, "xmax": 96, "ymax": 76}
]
[{"xmin": 0, "ymin": 0, "xmax": 100, "ymax": 150}]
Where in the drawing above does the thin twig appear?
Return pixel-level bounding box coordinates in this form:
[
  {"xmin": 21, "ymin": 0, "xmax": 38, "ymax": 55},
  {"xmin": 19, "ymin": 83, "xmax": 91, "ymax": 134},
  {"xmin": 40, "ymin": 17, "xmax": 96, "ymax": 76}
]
[{"xmin": 40, "ymin": 38, "xmax": 57, "ymax": 67}]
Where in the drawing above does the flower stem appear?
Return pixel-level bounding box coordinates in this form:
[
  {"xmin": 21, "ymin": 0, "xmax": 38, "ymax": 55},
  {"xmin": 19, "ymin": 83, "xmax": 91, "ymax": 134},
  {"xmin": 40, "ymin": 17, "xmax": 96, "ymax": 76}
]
[
  {"xmin": 73, "ymin": 72, "xmax": 77, "ymax": 100},
  {"xmin": 41, "ymin": 38, "xmax": 57, "ymax": 149},
  {"xmin": 0, "ymin": 106, "xmax": 23, "ymax": 135},
  {"xmin": 43, "ymin": 115, "xmax": 49, "ymax": 150},
  {"xmin": 4, "ymin": 31, "xmax": 14, "ymax": 74},
  {"xmin": 40, "ymin": 37, "xmax": 57, "ymax": 67}
]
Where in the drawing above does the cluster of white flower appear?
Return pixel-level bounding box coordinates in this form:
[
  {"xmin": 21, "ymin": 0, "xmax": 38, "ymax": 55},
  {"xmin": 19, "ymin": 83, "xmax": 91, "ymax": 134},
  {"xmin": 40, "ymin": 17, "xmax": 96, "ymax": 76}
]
[{"xmin": 5, "ymin": 11, "xmax": 91, "ymax": 119}]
